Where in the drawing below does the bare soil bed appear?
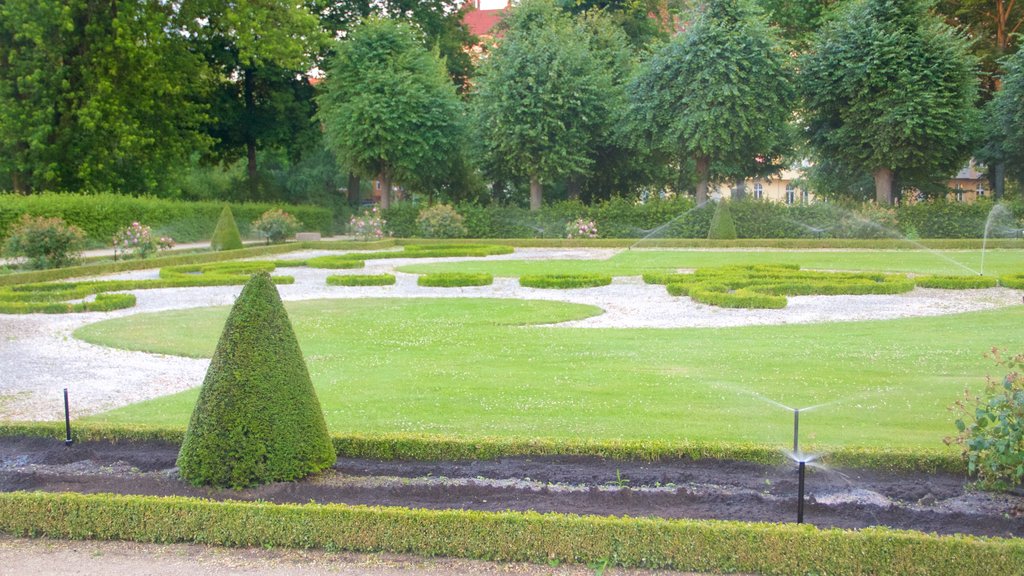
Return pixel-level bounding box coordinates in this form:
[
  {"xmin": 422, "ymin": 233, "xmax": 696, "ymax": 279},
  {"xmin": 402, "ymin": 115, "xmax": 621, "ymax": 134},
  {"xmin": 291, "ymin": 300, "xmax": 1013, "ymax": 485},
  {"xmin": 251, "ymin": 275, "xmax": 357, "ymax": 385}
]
[{"xmin": 1, "ymin": 437, "xmax": 1022, "ymax": 539}]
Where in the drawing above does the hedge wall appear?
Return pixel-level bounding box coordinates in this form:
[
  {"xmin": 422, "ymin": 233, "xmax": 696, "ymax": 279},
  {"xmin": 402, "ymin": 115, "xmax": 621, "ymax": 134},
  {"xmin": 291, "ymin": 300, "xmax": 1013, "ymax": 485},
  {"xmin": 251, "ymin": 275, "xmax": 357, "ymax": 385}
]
[
  {"xmin": 0, "ymin": 192, "xmax": 334, "ymax": 244},
  {"xmin": 1, "ymin": 492, "xmax": 1022, "ymax": 576},
  {"xmin": 381, "ymin": 198, "xmax": 1024, "ymax": 240}
]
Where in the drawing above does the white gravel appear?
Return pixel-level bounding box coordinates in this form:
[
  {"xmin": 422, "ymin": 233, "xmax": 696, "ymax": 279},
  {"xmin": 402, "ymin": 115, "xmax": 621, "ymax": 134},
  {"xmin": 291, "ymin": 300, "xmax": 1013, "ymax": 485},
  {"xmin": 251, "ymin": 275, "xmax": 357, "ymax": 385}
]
[{"xmin": 1, "ymin": 248, "xmax": 1020, "ymax": 421}]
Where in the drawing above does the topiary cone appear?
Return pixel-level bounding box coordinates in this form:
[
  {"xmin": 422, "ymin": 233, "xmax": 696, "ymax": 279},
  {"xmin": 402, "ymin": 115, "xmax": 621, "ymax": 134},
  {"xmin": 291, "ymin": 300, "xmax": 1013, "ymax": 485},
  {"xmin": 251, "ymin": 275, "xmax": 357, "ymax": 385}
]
[
  {"xmin": 707, "ymin": 198, "xmax": 738, "ymax": 240},
  {"xmin": 211, "ymin": 205, "xmax": 243, "ymax": 251},
  {"xmin": 177, "ymin": 272, "xmax": 335, "ymax": 488}
]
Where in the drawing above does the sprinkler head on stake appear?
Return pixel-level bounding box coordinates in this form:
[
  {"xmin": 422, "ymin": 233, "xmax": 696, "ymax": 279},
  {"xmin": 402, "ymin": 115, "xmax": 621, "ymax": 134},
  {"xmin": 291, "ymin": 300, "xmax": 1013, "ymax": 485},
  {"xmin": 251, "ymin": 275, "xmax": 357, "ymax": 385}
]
[
  {"xmin": 63, "ymin": 388, "xmax": 73, "ymax": 447},
  {"xmin": 797, "ymin": 460, "xmax": 806, "ymax": 524},
  {"xmin": 793, "ymin": 409, "xmax": 800, "ymax": 454}
]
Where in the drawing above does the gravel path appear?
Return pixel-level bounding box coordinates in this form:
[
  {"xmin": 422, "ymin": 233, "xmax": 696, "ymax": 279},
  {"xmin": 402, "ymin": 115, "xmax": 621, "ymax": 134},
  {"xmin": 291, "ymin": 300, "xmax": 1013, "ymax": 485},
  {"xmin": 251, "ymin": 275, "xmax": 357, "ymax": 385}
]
[{"xmin": 1, "ymin": 248, "xmax": 1020, "ymax": 421}]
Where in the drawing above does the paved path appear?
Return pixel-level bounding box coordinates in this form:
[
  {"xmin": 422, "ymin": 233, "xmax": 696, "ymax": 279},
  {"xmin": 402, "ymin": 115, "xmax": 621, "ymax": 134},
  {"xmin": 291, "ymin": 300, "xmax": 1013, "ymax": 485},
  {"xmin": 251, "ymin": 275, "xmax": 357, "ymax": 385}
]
[{"xmin": 0, "ymin": 536, "xmax": 694, "ymax": 576}]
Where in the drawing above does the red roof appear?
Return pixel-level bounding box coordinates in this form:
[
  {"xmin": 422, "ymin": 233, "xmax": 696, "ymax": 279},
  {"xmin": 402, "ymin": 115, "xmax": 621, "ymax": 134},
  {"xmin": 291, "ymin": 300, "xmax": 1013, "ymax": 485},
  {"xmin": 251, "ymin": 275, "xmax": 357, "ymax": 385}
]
[{"xmin": 464, "ymin": 7, "xmax": 505, "ymax": 37}]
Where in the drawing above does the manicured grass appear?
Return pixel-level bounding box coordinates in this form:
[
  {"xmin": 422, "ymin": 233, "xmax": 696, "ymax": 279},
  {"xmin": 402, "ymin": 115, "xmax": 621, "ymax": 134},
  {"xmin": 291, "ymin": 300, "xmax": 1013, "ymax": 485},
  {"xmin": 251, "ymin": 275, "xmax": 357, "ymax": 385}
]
[
  {"xmin": 74, "ymin": 299, "xmax": 1024, "ymax": 451},
  {"xmin": 396, "ymin": 249, "xmax": 1024, "ymax": 277}
]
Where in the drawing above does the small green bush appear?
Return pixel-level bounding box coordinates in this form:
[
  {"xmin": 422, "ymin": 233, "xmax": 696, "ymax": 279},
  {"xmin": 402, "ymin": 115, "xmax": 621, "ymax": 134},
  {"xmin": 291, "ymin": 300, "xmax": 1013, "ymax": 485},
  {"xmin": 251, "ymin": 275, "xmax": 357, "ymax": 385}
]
[
  {"xmin": 519, "ymin": 274, "xmax": 613, "ymax": 289},
  {"xmin": 1000, "ymin": 273, "xmax": 1024, "ymax": 289},
  {"xmin": 304, "ymin": 255, "xmax": 367, "ymax": 269},
  {"xmin": 252, "ymin": 208, "xmax": 300, "ymax": 244},
  {"xmin": 112, "ymin": 222, "xmax": 174, "ymax": 260},
  {"xmin": 177, "ymin": 272, "xmax": 336, "ymax": 488},
  {"xmin": 915, "ymin": 275, "xmax": 999, "ymax": 289},
  {"xmin": 327, "ymin": 274, "xmax": 396, "ymax": 286},
  {"xmin": 211, "ymin": 205, "xmax": 243, "ymax": 251},
  {"xmin": 946, "ymin": 349, "xmax": 1024, "ymax": 490},
  {"xmin": 417, "ymin": 273, "xmax": 493, "ymax": 287},
  {"xmin": 2, "ymin": 214, "xmax": 86, "ymax": 269},
  {"xmin": 707, "ymin": 200, "xmax": 738, "ymax": 240},
  {"xmin": 643, "ymin": 272, "xmax": 694, "ymax": 285},
  {"xmin": 417, "ymin": 204, "xmax": 467, "ymax": 238}
]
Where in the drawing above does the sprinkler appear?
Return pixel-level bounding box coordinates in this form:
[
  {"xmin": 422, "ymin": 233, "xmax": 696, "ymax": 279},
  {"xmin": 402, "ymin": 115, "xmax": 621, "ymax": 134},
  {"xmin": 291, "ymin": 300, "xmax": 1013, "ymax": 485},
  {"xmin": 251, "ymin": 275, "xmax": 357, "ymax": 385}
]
[
  {"xmin": 793, "ymin": 408, "xmax": 800, "ymax": 453},
  {"xmin": 797, "ymin": 460, "xmax": 806, "ymax": 524},
  {"xmin": 63, "ymin": 388, "xmax": 73, "ymax": 447}
]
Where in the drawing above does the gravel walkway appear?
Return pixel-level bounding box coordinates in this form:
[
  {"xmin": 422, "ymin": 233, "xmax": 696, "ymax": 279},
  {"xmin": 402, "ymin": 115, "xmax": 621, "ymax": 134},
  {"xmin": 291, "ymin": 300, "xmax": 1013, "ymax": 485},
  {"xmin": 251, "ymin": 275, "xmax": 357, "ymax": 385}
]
[{"xmin": 1, "ymin": 248, "xmax": 1020, "ymax": 421}]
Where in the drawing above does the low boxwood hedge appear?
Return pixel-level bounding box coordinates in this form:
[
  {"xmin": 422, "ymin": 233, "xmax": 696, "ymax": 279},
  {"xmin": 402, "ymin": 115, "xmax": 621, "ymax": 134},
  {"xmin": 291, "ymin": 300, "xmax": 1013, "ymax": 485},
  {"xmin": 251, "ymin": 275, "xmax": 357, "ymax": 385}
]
[
  {"xmin": 1000, "ymin": 273, "xmax": 1024, "ymax": 289},
  {"xmin": 417, "ymin": 273, "xmax": 494, "ymax": 287},
  {"xmin": 915, "ymin": 275, "xmax": 1000, "ymax": 289},
  {"xmin": 519, "ymin": 274, "xmax": 613, "ymax": 289},
  {"xmin": 1, "ymin": 491, "xmax": 1022, "ymax": 575},
  {"xmin": 304, "ymin": 244, "xmax": 513, "ymax": 270},
  {"xmin": 326, "ymin": 274, "xmax": 397, "ymax": 286}
]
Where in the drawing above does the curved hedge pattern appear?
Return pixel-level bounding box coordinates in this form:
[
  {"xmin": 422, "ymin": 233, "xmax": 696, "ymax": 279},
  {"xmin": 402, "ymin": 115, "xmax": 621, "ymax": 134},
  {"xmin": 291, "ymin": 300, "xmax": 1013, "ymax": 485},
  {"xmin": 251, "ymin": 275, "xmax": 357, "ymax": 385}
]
[
  {"xmin": 417, "ymin": 273, "xmax": 494, "ymax": 287},
  {"xmin": 327, "ymin": 274, "xmax": 397, "ymax": 286},
  {"xmin": 915, "ymin": 275, "xmax": 1000, "ymax": 289},
  {"xmin": 519, "ymin": 274, "xmax": 614, "ymax": 289}
]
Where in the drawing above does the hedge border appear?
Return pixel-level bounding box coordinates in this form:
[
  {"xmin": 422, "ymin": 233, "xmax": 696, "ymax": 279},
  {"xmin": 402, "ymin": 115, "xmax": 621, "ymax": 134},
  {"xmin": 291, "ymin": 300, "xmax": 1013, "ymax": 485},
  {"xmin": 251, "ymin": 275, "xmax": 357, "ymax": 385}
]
[
  {"xmin": 326, "ymin": 274, "xmax": 397, "ymax": 287},
  {"xmin": 417, "ymin": 273, "xmax": 494, "ymax": 287},
  {"xmin": 1, "ymin": 491, "xmax": 1021, "ymax": 576},
  {"xmin": 0, "ymin": 423, "xmax": 962, "ymax": 474},
  {"xmin": 519, "ymin": 274, "xmax": 613, "ymax": 289}
]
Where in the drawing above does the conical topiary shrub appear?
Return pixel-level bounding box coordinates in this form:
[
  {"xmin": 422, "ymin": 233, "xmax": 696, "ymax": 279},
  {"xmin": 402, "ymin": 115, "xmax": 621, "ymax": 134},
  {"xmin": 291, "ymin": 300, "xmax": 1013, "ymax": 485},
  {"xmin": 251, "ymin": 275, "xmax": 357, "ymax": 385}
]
[
  {"xmin": 707, "ymin": 198, "xmax": 738, "ymax": 240},
  {"xmin": 211, "ymin": 205, "xmax": 243, "ymax": 251},
  {"xmin": 177, "ymin": 272, "xmax": 335, "ymax": 488}
]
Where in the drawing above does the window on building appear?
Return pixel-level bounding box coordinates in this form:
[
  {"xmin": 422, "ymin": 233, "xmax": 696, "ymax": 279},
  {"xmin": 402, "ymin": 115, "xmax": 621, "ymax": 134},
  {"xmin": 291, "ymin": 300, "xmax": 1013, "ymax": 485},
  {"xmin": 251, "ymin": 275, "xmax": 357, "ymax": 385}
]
[
  {"xmin": 753, "ymin": 183, "xmax": 763, "ymax": 199},
  {"xmin": 955, "ymin": 184, "xmax": 964, "ymax": 202},
  {"xmin": 785, "ymin": 185, "xmax": 795, "ymax": 205},
  {"xmin": 977, "ymin": 184, "xmax": 986, "ymax": 198},
  {"xmin": 801, "ymin": 189, "xmax": 809, "ymax": 204}
]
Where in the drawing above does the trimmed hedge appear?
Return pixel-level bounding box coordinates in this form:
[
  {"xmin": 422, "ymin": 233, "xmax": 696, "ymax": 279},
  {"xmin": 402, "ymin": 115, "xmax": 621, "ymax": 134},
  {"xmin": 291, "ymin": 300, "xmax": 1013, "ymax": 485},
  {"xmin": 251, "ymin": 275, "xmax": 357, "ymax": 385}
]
[
  {"xmin": 707, "ymin": 200, "xmax": 738, "ymax": 240},
  {"xmin": 210, "ymin": 205, "xmax": 243, "ymax": 251},
  {"xmin": 417, "ymin": 273, "xmax": 494, "ymax": 287},
  {"xmin": 1001, "ymin": 273, "xmax": 1024, "ymax": 289},
  {"xmin": 520, "ymin": 274, "xmax": 613, "ymax": 289},
  {"xmin": 304, "ymin": 255, "xmax": 367, "ymax": 269},
  {"xmin": 0, "ymin": 192, "xmax": 334, "ymax": 244},
  {"xmin": 915, "ymin": 275, "xmax": 1000, "ymax": 289},
  {"xmin": 2, "ymin": 491, "xmax": 1023, "ymax": 575},
  {"xmin": 327, "ymin": 274, "xmax": 397, "ymax": 286},
  {"xmin": 304, "ymin": 244, "xmax": 513, "ymax": 270}
]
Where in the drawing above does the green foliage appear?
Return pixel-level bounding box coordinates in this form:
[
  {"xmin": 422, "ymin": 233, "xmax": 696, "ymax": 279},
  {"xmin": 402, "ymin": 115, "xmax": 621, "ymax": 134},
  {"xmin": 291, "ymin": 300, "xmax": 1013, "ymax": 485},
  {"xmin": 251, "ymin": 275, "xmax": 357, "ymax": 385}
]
[
  {"xmin": 305, "ymin": 244, "xmax": 513, "ymax": 270},
  {"xmin": 2, "ymin": 214, "xmax": 86, "ymax": 269},
  {"xmin": 519, "ymin": 274, "xmax": 613, "ymax": 289},
  {"xmin": 326, "ymin": 274, "xmax": 396, "ymax": 287},
  {"xmin": 252, "ymin": 209, "xmax": 300, "ymax": 244},
  {"xmin": 417, "ymin": 273, "xmax": 493, "ymax": 287},
  {"xmin": 1000, "ymin": 273, "xmax": 1024, "ymax": 289},
  {"xmin": 304, "ymin": 255, "xmax": 367, "ymax": 269},
  {"xmin": 914, "ymin": 275, "xmax": 999, "ymax": 289},
  {"xmin": 707, "ymin": 200, "xmax": 738, "ymax": 240},
  {"xmin": 0, "ymin": 192, "xmax": 334, "ymax": 244},
  {"xmin": 417, "ymin": 204, "xmax": 467, "ymax": 238},
  {"xmin": 177, "ymin": 272, "xmax": 335, "ymax": 488},
  {"xmin": 211, "ymin": 206, "xmax": 244, "ymax": 251},
  {"xmin": 349, "ymin": 207, "xmax": 386, "ymax": 241},
  {"xmin": 801, "ymin": 0, "xmax": 980, "ymax": 203},
  {"xmin": 3, "ymin": 491, "xmax": 1024, "ymax": 575},
  {"xmin": 626, "ymin": 0, "xmax": 796, "ymax": 201},
  {"xmin": 947, "ymin": 350, "xmax": 1024, "ymax": 490},
  {"xmin": 317, "ymin": 18, "xmax": 465, "ymax": 207},
  {"xmin": 112, "ymin": 222, "xmax": 173, "ymax": 260}
]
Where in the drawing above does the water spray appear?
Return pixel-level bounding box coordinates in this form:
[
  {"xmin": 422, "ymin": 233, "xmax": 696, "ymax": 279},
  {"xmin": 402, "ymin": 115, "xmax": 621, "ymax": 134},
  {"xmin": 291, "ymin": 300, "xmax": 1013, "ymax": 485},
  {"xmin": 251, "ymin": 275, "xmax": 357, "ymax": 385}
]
[
  {"xmin": 793, "ymin": 408, "xmax": 799, "ymax": 453},
  {"xmin": 63, "ymin": 388, "xmax": 73, "ymax": 447}
]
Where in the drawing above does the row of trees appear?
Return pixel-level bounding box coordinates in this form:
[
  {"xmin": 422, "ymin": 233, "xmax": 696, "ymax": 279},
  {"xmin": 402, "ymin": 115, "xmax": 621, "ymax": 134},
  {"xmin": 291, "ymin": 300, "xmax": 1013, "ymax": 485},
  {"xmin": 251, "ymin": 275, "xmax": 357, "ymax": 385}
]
[{"xmin": 1, "ymin": 0, "xmax": 1023, "ymax": 207}]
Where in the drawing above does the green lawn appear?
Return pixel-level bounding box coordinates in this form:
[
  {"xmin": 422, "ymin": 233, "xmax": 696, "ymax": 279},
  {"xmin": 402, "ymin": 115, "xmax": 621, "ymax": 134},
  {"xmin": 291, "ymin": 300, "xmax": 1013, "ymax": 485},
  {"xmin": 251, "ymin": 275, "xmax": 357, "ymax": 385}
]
[
  {"xmin": 396, "ymin": 249, "xmax": 1024, "ymax": 277},
  {"xmin": 75, "ymin": 298, "xmax": 1024, "ymax": 451}
]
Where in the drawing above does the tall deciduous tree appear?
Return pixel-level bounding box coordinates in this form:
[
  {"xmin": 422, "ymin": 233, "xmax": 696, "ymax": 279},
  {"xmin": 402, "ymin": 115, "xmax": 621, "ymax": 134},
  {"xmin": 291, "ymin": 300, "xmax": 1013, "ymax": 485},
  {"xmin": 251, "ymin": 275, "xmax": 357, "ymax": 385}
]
[
  {"xmin": 626, "ymin": 0, "xmax": 796, "ymax": 204},
  {"xmin": 979, "ymin": 48, "xmax": 1024, "ymax": 188},
  {"xmin": 472, "ymin": 0, "xmax": 612, "ymax": 210},
  {"xmin": 0, "ymin": 0, "xmax": 209, "ymax": 194},
  {"xmin": 802, "ymin": 0, "xmax": 979, "ymax": 205},
  {"xmin": 317, "ymin": 17, "xmax": 465, "ymax": 209}
]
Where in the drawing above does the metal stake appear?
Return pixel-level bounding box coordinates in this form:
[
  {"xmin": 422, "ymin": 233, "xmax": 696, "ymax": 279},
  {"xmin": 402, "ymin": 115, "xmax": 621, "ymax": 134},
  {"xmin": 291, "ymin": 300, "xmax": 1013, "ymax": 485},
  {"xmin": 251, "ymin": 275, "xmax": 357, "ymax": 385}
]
[
  {"xmin": 63, "ymin": 388, "xmax": 73, "ymax": 447},
  {"xmin": 793, "ymin": 408, "xmax": 800, "ymax": 453},
  {"xmin": 797, "ymin": 460, "xmax": 806, "ymax": 524}
]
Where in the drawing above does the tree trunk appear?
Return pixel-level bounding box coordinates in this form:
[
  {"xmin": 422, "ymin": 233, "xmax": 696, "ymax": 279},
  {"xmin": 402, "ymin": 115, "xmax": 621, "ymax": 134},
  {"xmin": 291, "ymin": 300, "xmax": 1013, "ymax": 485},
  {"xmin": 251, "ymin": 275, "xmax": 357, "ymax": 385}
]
[
  {"xmin": 994, "ymin": 161, "xmax": 1005, "ymax": 200},
  {"xmin": 380, "ymin": 170, "xmax": 391, "ymax": 210},
  {"xmin": 567, "ymin": 178, "xmax": 580, "ymax": 201},
  {"xmin": 695, "ymin": 156, "xmax": 710, "ymax": 204},
  {"xmin": 347, "ymin": 172, "xmax": 360, "ymax": 205},
  {"xmin": 732, "ymin": 179, "xmax": 746, "ymax": 201},
  {"xmin": 11, "ymin": 171, "xmax": 23, "ymax": 194},
  {"xmin": 530, "ymin": 176, "xmax": 542, "ymax": 211},
  {"xmin": 873, "ymin": 167, "xmax": 894, "ymax": 205},
  {"xmin": 244, "ymin": 68, "xmax": 258, "ymax": 196}
]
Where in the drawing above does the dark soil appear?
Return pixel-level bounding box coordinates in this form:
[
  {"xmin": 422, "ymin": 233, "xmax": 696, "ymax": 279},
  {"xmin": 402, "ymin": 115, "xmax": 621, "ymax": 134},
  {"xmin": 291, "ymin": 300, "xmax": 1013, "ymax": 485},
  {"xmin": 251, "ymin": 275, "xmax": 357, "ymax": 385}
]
[{"xmin": 1, "ymin": 436, "xmax": 1022, "ymax": 539}]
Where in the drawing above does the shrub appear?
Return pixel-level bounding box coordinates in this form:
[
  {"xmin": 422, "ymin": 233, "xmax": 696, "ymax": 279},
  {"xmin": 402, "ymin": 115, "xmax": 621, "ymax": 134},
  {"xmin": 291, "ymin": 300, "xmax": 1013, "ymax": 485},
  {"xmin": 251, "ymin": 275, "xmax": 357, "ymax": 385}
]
[
  {"xmin": 417, "ymin": 204, "xmax": 467, "ymax": 238},
  {"xmin": 914, "ymin": 275, "xmax": 999, "ymax": 289},
  {"xmin": 327, "ymin": 274, "xmax": 396, "ymax": 286},
  {"xmin": 177, "ymin": 272, "xmax": 336, "ymax": 488},
  {"xmin": 1000, "ymin": 273, "xmax": 1024, "ymax": 289},
  {"xmin": 707, "ymin": 200, "xmax": 738, "ymax": 240},
  {"xmin": 946, "ymin": 349, "xmax": 1024, "ymax": 490},
  {"xmin": 210, "ymin": 205, "xmax": 243, "ymax": 251},
  {"xmin": 565, "ymin": 218, "xmax": 599, "ymax": 239},
  {"xmin": 304, "ymin": 255, "xmax": 367, "ymax": 269},
  {"xmin": 380, "ymin": 203, "xmax": 419, "ymax": 238},
  {"xmin": 349, "ymin": 207, "xmax": 387, "ymax": 241},
  {"xmin": 252, "ymin": 209, "xmax": 300, "ymax": 244},
  {"xmin": 113, "ymin": 222, "xmax": 173, "ymax": 260},
  {"xmin": 2, "ymin": 214, "xmax": 86, "ymax": 270},
  {"xmin": 520, "ymin": 274, "xmax": 613, "ymax": 289},
  {"xmin": 417, "ymin": 273, "xmax": 493, "ymax": 287}
]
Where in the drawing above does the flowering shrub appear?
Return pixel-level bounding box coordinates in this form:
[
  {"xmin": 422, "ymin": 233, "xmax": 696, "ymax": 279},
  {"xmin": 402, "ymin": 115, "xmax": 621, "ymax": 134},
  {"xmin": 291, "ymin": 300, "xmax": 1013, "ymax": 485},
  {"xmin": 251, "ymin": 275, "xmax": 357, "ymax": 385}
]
[
  {"xmin": 252, "ymin": 208, "xmax": 300, "ymax": 244},
  {"xmin": 565, "ymin": 218, "xmax": 598, "ymax": 239},
  {"xmin": 349, "ymin": 207, "xmax": 387, "ymax": 241},
  {"xmin": 113, "ymin": 222, "xmax": 173, "ymax": 260},
  {"xmin": 417, "ymin": 204, "xmax": 467, "ymax": 238},
  {"xmin": 2, "ymin": 214, "xmax": 86, "ymax": 269}
]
